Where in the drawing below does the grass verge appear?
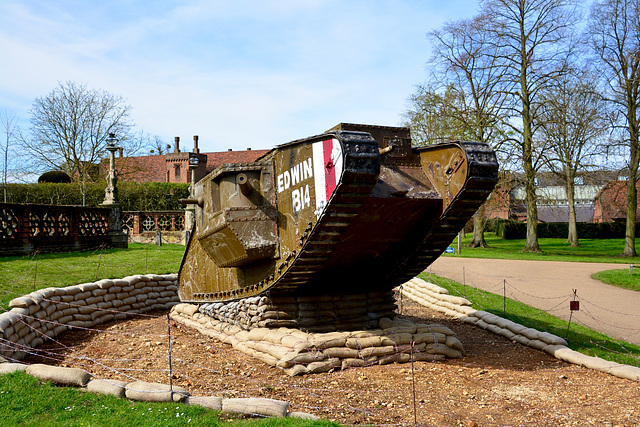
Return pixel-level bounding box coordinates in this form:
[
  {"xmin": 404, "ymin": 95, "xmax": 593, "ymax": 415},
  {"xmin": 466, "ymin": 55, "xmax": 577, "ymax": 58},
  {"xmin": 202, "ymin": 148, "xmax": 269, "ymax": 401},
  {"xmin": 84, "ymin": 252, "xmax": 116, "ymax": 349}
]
[
  {"xmin": 0, "ymin": 371, "xmax": 334, "ymax": 426},
  {"xmin": 592, "ymin": 268, "xmax": 640, "ymax": 292},
  {"xmin": 446, "ymin": 233, "xmax": 640, "ymax": 263},
  {"xmin": 418, "ymin": 271, "xmax": 640, "ymax": 368}
]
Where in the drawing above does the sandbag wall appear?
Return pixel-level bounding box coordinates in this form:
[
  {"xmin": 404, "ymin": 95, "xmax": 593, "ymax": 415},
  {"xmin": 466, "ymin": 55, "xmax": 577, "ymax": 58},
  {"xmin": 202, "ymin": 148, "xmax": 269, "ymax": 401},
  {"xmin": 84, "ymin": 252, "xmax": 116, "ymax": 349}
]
[
  {"xmin": 400, "ymin": 277, "xmax": 640, "ymax": 383},
  {"xmin": 171, "ymin": 304, "xmax": 464, "ymax": 376},
  {"xmin": 199, "ymin": 290, "xmax": 398, "ymax": 332},
  {"xmin": 0, "ymin": 274, "xmax": 180, "ymax": 361}
]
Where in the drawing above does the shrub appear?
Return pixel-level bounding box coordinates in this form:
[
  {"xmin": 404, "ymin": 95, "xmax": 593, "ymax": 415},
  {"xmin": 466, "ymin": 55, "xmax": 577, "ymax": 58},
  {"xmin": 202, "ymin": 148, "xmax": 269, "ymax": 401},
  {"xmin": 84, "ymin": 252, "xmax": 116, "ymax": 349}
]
[
  {"xmin": 4, "ymin": 182, "xmax": 190, "ymax": 211},
  {"xmin": 38, "ymin": 171, "xmax": 72, "ymax": 183},
  {"xmin": 493, "ymin": 219, "xmax": 635, "ymax": 239}
]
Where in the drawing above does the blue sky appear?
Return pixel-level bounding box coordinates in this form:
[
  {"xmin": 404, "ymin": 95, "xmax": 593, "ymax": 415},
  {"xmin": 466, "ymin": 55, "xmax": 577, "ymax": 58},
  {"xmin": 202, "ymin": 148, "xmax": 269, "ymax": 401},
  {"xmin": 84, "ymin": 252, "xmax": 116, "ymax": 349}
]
[{"xmin": 0, "ymin": 0, "xmax": 481, "ymax": 153}]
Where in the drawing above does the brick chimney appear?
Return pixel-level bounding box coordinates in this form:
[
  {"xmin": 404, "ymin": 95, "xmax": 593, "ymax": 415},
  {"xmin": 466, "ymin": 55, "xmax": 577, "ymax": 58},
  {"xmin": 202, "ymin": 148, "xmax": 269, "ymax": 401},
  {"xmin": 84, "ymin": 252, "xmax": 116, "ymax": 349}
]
[
  {"xmin": 193, "ymin": 135, "xmax": 200, "ymax": 154},
  {"xmin": 174, "ymin": 137, "xmax": 180, "ymax": 153}
]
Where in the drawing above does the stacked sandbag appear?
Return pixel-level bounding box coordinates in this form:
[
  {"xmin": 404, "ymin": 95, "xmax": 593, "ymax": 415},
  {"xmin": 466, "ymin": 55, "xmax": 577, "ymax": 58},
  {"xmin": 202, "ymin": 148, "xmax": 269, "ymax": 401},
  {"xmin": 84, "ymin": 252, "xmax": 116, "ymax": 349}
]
[
  {"xmin": 2, "ymin": 357, "xmax": 316, "ymax": 419},
  {"xmin": 400, "ymin": 277, "xmax": 568, "ymax": 349},
  {"xmin": 0, "ymin": 274, "xmax": 180, "ymax": 361},
  {"xmin": 400, "ymin": 278, "xmax": 474, "ymax": 319},
  {"xmin": 171, "ymin": 304, "xmax": 464, "ymax": 376},
  {"xmin": 397, "ymin": 277, "xmax": 640, "ymax": 383},
  {"xmin": 199, "ymin": 290, "xmax": 397, "ymax": 332}
]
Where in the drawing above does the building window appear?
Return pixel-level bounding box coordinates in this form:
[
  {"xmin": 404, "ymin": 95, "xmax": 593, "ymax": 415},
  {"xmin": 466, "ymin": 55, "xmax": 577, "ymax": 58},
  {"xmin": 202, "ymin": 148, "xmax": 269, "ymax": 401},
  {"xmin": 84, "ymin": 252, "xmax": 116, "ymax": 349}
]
[{"xmin": 175, "ymin": 165, "xmax": 181, "ymax": 178}]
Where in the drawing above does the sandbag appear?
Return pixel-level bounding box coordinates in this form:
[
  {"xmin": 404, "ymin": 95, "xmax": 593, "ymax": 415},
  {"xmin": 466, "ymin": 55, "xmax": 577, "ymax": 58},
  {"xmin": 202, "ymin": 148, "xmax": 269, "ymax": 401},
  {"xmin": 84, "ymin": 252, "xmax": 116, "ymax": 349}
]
[
  {"xmin": 358, "ymin": 346, "xmax": 396, "ymax": 359},
  {"xmin": 26, "ymin": 364, "xmax": 91, "ymax": 387},
  {"xmin": 346, "ymin": 336, "xmax": 382, "ymax": 349},
  {"xmin": 87, "ymin": 379, "xmax": 127, "ymax": 397},
  {"xmin": 415, "ymin": 324, "xmax": 454, "ymax": 335},
  {"xmin": 445, "ymin": 336, "xmax": 464, "ymax": 352},
  {"xmin": 306, "ymin": 358, "xmax": 340, "ymax": 374},
  {"xmin": 323, "ymin": 347, "xmax": 358, "ymax": 359},
  {"xmin": 186, "ymin": 396, "xmax": 224, "ymax": 411},
  {"xmin": 0, "ymin": 363, "xmax": 28, "ymax": 374},
  {"xmin": 125, "ymin": 381, "xmax": 189, "ymax": 402},
  {"xmin": 222, "ymin": 397, "xmax": 289, "ymax": 417},
  {"xmin": 426, "ymin": 343, "xmax": 462, "ymax": 359},
  {"xmin": 284, "ymin": 364, "xmax": 308, "ymax": 376}
]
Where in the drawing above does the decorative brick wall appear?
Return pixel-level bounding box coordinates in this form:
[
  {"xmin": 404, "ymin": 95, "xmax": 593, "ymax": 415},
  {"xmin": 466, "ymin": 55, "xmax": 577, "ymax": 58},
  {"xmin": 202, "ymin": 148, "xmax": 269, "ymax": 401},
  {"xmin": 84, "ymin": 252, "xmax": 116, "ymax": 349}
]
[{"xmin": 0, "ymin": 203, "xmax": 112, "ymax": 256}]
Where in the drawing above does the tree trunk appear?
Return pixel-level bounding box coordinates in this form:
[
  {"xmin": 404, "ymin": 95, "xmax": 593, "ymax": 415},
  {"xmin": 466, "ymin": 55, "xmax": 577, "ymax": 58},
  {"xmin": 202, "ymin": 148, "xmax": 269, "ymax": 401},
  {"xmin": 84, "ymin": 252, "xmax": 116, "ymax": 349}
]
[
  {"xmin": 623, "ymin": 156, "xmax": 638, "ymax": 257},
  {"xmin": 519, "ymin": 27, "xmax": 540, "ymax": 253},
  {"xmin": 468, "ymin": 205, "xmax": 490, "ymax": 248},
  {"xmin": 522, "ymin": 130, "xmax": 540, "ymax": 253},
  {"xmin": 623, "ymin": 102, "xmax": 639, "ymax": 257},
  {"xmin": 566, "ymin": 179, "xmax": 578, "ymax": 247}
]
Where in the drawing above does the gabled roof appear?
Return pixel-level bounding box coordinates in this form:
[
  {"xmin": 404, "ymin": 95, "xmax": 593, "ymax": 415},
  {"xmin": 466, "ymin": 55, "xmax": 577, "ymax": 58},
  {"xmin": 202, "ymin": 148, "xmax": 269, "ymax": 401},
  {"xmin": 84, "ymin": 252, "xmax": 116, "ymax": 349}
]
[
  {"xmin": 101, "ymin": 149, "xmax": 270, "ymax": 183},
  {"xmin": 110, "ymin": 155, "xmax": 167, "ymax": 182},
  {"xmin": 204, "ymin": 150, "xmax": 270, "ymax": 174}
]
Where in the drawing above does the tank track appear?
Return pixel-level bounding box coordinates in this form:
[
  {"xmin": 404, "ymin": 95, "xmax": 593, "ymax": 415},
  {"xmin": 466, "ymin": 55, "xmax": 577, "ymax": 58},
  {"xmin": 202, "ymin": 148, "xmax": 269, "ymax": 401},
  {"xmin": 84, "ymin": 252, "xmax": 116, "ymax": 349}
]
[
  {"xmin": 270, "ymin": 132, "xmax": 381, "ymax": 295},
  {"xmin": 271, "ymin": 139, "xmax": 497, "ymax": 296},
  {"xmin": 391, "ymin": 141, "xmax": 499, "ymax": 284}
]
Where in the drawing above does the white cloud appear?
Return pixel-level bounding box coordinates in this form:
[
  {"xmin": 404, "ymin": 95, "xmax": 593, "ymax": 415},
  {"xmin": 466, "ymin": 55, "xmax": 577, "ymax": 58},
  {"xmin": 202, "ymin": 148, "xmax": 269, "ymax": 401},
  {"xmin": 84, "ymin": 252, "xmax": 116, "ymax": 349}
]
[{"xmin": 0, "ymin": 0, "xmax": 480, "ymax": 153}]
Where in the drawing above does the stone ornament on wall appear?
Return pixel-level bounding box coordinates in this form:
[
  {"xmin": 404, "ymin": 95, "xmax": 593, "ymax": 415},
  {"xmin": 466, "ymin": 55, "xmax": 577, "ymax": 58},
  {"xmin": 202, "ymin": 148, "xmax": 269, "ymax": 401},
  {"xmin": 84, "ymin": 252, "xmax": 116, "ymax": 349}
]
[
  {"xmin": 79, "ymin": 210, "xmax": 108, "ymax": 236},
  {"xmin": 0, "ymin": 207, "xmax": 18, "ymax": 239}
]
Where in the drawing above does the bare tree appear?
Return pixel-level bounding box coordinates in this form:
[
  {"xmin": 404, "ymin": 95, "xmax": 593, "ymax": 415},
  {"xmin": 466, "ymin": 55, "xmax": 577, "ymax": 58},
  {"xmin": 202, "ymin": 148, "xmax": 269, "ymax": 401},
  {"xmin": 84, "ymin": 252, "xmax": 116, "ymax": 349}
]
[
  {"xmin": 149, "ymin": 134, "xmax": 171, "ymax": 155},
  {"xmin": 587, "ymin": 0, "xmax": 640, "ymax": 257},
  {"xmin": 428, "ymin": 14, "xmax": 510, "ymax": 247},
  {"xmin": 0, "ymin": 110, "xmax": 17, "ymax": 203},
  {"xmin": 482, "ymin": 0, "xmax": 580, "ymax": 252},
  {"xmin": 403, "ymin": 84, "xmax": 473, "ymax": 146},
  {"xmin": 539, "ymin": 65, "xmax": 608, "ymax": 246},
  {"xmin": 22, "ymin": 81, "xmax": 132, "ymax": 205}
]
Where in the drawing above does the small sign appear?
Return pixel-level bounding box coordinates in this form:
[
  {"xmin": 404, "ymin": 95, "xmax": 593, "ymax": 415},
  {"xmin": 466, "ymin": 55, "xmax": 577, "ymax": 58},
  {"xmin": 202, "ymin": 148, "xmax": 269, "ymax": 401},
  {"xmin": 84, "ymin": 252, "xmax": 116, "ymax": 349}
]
[
  {"xmin": 445, "ymin": 247, "xmax": 454, "ymax": 254},
  {"xmin": 570, "ymin": 301, "xmax": 580, "ymax": 311}
]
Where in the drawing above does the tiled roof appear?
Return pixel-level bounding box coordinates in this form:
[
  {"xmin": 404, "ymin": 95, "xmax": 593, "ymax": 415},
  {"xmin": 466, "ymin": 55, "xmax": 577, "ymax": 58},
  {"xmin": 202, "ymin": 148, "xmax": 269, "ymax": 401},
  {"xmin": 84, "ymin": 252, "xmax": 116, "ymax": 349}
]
[
  {"xmin": 114, "ymin": 155, "xmax": 167, "ymax": 182},
  {"xmin": 204, "ymin": 150, "xmax": 270, "ymax": 174},
  {"xmin": 100, "ymin": 149, "xmax": 271, "ymax": 183}
]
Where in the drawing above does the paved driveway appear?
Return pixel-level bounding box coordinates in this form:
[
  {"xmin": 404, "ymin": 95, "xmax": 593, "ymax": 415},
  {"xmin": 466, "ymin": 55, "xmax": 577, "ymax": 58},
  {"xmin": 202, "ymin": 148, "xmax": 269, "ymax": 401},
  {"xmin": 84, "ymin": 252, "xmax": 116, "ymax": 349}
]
[{"xmin": 429, "ymin": 257, "xmax": 640, "ymax": 346}]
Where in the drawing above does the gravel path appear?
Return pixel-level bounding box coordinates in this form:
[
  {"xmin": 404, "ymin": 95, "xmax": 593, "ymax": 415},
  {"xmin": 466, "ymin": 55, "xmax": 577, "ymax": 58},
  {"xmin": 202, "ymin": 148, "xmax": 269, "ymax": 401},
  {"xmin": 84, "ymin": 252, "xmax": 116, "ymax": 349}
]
[{"xmin": 429, "ymin": 257, "xmax": 640, "ymax": 346}]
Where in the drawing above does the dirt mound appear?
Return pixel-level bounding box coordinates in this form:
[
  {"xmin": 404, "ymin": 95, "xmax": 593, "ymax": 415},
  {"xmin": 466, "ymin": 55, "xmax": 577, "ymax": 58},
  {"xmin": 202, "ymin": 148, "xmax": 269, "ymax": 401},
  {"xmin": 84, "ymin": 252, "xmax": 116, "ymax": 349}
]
[{"xmin": 25, "ymin": 297, "xmax": 640, "ymax": 426}]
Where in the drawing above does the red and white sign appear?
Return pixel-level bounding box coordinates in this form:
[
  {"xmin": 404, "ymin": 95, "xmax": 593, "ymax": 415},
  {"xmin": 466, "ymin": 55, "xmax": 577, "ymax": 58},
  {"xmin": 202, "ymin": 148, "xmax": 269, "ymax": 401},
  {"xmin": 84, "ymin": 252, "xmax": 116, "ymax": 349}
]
[{"xmin": 312, "ymin": 138, "xmax": 343, "ymax": 218}]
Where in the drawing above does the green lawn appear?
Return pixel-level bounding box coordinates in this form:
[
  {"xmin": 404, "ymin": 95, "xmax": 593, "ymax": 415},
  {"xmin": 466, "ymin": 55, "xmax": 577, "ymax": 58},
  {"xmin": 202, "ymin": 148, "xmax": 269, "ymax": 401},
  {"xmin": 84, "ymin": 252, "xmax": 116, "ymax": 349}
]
[
  {"xmin": 447, "ymin": 233, "xmax": 640, "ymax": 290},
  {"xmin": 1, "ymin": 238, "xmax": 639, "ymax": 425},
  {"xmin": 592, "ymin": 268, "xmax": 640, "ymax": 292},
  {"xmin": 0, "ymin": 243, "xmax": 185, "ymax": 309},
  {"xmin": 446, "ymin": 233, "xmax": 640, "ymax": 263},
  {"xmin": 0, "ymin": 371, "xmax": 333, "ymax": 427}
]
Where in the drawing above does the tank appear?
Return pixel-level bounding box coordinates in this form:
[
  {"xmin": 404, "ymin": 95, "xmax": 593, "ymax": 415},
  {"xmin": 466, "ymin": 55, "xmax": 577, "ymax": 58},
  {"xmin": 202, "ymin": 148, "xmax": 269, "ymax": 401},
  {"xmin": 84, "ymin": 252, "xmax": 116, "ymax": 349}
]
[{"xmin": 178, "ymin": 123, "xmax": 498, "ymax": 303}]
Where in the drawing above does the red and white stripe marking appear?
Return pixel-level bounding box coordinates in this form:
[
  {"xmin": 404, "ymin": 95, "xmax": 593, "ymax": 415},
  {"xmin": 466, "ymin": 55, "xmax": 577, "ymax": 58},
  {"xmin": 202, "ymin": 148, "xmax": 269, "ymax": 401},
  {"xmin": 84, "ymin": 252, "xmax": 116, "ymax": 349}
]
[{"xmin": 312, "ymin": 138, "xmax": 343, "ymax": 218}]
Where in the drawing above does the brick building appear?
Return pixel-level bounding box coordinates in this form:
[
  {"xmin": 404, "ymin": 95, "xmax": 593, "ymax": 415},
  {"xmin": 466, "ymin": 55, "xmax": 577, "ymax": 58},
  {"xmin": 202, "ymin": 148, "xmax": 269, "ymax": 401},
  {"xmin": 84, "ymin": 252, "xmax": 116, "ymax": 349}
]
[
  {"xmin": 484, "ymin": 172, "xmax": 618, "ymax": 223},
  {"xmin": 593, "ymin": 180, "xmax": 640, "ymax": 223},
  {"xmin": 101, "ymin": 135, "xmax": 269, "ymax": 184}
]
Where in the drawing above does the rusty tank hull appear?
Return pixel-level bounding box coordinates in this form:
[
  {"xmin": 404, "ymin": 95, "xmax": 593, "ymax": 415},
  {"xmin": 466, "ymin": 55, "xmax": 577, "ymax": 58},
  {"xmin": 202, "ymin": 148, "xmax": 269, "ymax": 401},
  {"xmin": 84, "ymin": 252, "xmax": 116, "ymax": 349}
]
[{"xmin": 178, "ymin": 123, "xmax": 498, "ymax": 303}]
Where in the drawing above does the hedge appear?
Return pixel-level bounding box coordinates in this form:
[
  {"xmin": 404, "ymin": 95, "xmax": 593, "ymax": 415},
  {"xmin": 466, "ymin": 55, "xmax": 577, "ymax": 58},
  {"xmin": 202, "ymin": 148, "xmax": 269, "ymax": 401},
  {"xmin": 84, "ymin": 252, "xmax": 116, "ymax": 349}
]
[
  {"xmin": 490, "ymin": 219, "xmax": 635, "ymax": 239},
  {"xmin": 3, "ymin": 182, "xmax": 190, "ymax": 212}
]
